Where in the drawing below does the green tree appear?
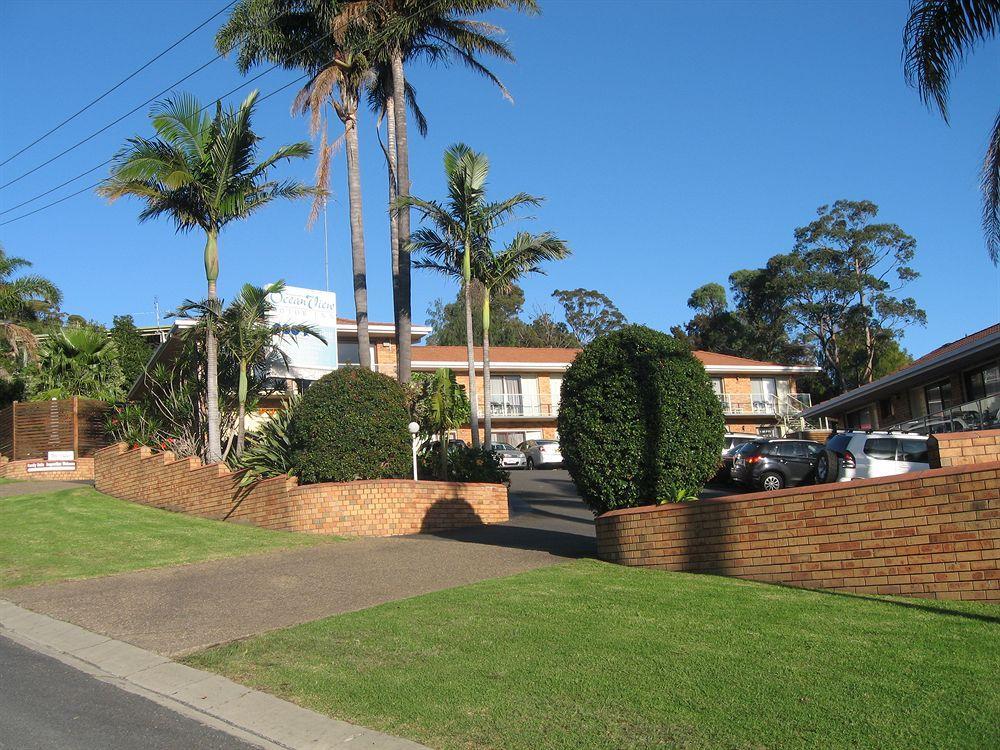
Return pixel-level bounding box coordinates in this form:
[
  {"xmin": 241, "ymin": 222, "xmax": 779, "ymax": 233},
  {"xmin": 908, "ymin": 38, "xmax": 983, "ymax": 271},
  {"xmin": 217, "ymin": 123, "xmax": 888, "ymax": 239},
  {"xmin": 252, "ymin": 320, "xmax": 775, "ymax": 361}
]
[
  {"xmin": 475, "ymin": 232, "xmax": 569, "ymax": 446},
  {"xmin": 0, "ymin": 244, "xmax": 62, "ymax": 363},
  {"xmin": 98, "ymin": 91, "xmax": 314, "ymax": 463},
  {"xmin": 903, "ymin": 0, "xmax": 1000, "ymax": 261},
  {"xmin": 26, "ymin": 326, "xmax": 126, "ymax": 401},
  {"xmin": 552, "ymin": 288, "xmax": 627, "ymax": 344},
  {"xmin": 402, "ymin": 143, "xmax": 541, "ymax": 447},
  {"xmin": 779, "ymin": 200, "xmax": 925, "ymax": 392},
  {"xmin": 109, "ymin": 315, "xmax": 154, "ymax": 390},
  {"xmin": 180, "ymin": 281, "xmax": 325, "ymax": 455},
  {"xmin": 410, "ymin": 367, "xmax": 469, "ymax": 479}
]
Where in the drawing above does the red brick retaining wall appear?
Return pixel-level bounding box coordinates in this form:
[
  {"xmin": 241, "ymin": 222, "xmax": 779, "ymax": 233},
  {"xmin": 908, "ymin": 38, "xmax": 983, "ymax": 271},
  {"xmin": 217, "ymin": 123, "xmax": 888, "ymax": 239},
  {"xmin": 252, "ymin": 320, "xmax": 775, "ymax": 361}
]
[
  {"xmin": 597, "ymin": 462, "xmax": 999, "ymax": 601},
  {"xmin": 0, "ymin": 456, "xmax": 95, "ymax": 481},
  {"xmin": 94, "ymin": 444, "xmax": 508, "ymax": 537},
  {"xmin": 930, "ymin": 429, "xmax": 1000, "ymax": 468}
]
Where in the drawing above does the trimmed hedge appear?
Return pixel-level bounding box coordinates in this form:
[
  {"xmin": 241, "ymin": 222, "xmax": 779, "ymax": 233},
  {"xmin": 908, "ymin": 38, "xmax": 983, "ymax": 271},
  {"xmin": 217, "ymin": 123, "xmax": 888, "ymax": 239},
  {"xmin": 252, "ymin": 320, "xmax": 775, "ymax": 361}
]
[
  {"xmin": 557, "ymin": 325, "xmax": 725, "ymax": 514},
  {"xmin": 288, "ymin": 367, "xmax": 412, "ymax": 484}
]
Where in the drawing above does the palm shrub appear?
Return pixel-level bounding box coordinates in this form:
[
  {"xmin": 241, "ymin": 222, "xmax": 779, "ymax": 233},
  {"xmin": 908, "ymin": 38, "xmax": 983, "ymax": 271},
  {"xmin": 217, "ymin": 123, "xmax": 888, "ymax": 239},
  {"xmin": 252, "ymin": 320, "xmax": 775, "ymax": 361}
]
[
  {"xmin": 409, "ymin": 367, "xmax": 469, "ymax": 479},
  {"xmin": 233, "ymin": 396, "xmax": 299, "ymax": 486},
  {"xmin": 418, "ymin": 445, "xmax": 509, "ymax": 484},
  {"xmin": 288, "ymin": 367, "xmax": 411, "ymax": 483},
  {"xmin": 25, "ymin": 326, "xmax": 126, "ymax": 401},
  {"xmin": 557, "ymin": 325, "xmax": 725, "ymax": 514}
]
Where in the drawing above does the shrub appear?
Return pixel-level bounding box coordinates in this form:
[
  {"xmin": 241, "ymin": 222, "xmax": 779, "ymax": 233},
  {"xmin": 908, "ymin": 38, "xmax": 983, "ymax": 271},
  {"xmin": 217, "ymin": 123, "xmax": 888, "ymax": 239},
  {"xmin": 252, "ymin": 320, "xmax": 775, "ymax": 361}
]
[
  {"xmin": 289, "ymin": 367, "xmax": 412, "ymax": 483},
  {"xmin": 557, "ymin": 325, "xmax": 725, "ymax": 514},
  {"xmin": 231, "ymin": 396, "xmax": 299, "ymax": 486},
  {"xmin": 418, "ymin": 445, "xmax": 509, "ymax": 484}
]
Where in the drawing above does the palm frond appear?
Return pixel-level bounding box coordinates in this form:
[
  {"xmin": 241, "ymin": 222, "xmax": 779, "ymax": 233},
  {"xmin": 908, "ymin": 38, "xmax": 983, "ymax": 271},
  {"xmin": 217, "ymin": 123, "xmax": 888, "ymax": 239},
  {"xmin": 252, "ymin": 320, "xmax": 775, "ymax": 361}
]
[{"xmin": 983, "ymin": 107, "xmax": 1000, "ymax": 263}]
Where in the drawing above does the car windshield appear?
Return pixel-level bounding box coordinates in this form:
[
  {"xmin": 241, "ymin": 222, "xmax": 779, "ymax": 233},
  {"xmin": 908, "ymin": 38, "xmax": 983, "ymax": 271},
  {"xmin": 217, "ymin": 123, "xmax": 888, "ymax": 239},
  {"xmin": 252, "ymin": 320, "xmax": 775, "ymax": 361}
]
[
  {"xmin": 735, "ymin": 442, "xmax": 761, "ymax": 455},
  {"xmin": 537, "ymin": 440, "xmax": 558, "ymax": 445},
  {"xmin": 491, "ymin": 443, "xmax": 515, "ymax": 451}
]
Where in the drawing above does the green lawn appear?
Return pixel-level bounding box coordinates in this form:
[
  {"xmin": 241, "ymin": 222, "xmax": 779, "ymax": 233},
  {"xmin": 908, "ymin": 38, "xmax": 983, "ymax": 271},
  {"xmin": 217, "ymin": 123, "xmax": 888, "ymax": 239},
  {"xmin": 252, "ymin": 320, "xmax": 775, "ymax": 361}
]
[
  {"xmin": 1, "ymin": 486, "xmax": 334, "ymax": 589},
  {"xmin": 186, "ymin": 559, "xmax": 1000, "ymax": 750}
]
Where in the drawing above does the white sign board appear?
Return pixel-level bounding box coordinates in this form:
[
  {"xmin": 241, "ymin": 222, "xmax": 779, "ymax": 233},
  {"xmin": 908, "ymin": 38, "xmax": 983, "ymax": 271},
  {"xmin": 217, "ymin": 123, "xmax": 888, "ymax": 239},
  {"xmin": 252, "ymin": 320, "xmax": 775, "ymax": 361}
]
[
  {"xmin": 48, "ymin": 450, "xmax": 75, "ymax": 461},
  {"xmin": 266, "ymin": 285, "xmax": 339, "ymax": 381}
]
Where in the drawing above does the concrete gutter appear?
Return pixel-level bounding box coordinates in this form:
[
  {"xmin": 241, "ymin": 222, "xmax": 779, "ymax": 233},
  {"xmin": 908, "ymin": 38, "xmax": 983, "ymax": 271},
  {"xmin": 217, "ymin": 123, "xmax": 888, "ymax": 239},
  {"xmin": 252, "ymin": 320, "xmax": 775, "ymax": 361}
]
[{"xmin": 0, "ymin": 600, "xmax": 427, "ymax": 750}]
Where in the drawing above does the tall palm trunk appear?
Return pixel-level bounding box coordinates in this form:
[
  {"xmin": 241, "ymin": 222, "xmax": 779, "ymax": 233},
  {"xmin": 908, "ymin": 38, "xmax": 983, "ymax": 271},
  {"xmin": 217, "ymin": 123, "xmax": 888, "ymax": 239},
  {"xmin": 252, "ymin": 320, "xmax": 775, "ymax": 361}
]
[
  {"xmin": 391, "ymin": 51, "xmax": 412, "ymax": 383},
  {"xmin": 204, "ymin": 230, "xmax": 223, "ymax": 464},
  {"xmin": 385, "ymin": 95, "xmax": 401, "ymax": 376},
  {"xmin": 343, "ymin": 104, "xmax": 372, "ymax": 370},
  {"xmin": 482, "ymin": 287, "xmax": 493, "ymax": 448},
  {"xmin": 464, "ymin": 276, "xmax": 481, "ymax": 448}
]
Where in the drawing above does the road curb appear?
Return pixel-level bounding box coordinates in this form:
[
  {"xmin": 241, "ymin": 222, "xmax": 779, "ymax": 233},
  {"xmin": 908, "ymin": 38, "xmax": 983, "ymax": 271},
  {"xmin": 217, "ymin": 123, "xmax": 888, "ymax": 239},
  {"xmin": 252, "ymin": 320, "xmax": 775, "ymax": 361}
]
[{"xmin": 0, "ymin": 600, "xmax": 427, "ymax": 750}]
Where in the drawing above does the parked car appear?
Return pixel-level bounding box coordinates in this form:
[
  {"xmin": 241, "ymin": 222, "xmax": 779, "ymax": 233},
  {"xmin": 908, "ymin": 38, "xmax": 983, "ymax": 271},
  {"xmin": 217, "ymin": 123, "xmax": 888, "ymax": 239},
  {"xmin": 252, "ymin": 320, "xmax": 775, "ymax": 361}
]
[
  {"xmin": 518, "ymin": 439, "xmax": 563, "ymax": 469},
  {"xmin": 816, "ymin": 431, "xmax": 929, "ymax": 483},
  {"xmin": 488, "ymin": 442, "xmax": 527, "ymax": 470},
  {"xmin": 420, "ymin": 438, "xmax": 468, "ymax": 456},
  {"xmin": 730, "ymin": 438, "xmax": 824, "ymax": 491},
  {"xmin": 717, "ymin": 433, "xmax": 767, "ymax": 481}
]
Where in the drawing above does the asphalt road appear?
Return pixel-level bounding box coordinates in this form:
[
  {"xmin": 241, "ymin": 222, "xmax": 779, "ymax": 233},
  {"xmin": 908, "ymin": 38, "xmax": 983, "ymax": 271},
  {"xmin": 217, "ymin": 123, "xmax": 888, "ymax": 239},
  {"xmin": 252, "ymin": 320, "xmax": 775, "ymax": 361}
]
[{"xmin": 0, "ymin": 636, "xmax": 257, "ymax": 750}]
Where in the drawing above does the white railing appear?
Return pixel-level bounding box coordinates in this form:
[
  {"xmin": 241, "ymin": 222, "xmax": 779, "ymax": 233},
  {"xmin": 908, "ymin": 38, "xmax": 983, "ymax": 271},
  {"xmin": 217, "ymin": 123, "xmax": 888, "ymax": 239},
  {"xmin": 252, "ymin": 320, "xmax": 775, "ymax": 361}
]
[
  {"xmin": 717, "ymin": 393, "xmax": 813, "ymax": 416},
  {"xmin": 488, "ymin": 393, "xmax": 550, "ymax": 417}
]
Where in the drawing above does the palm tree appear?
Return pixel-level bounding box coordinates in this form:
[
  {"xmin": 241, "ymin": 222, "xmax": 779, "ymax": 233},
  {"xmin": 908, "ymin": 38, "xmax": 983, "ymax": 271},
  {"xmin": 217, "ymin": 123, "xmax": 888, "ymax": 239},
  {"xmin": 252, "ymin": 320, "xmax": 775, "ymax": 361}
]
[
  {"xmin": 903, "ymin": 0, "xmax": 1000, "ymax": 261},
  {"xmin": 29, "ymin": 326, "xmax": 126, "ymax": 401},
  {"xmin": 217, "ymin": 4, "xmax": 376, "ymax": 370},
  {"xmin": 180, "ymin": 280, "xmax": 325, "ymax": 455},
  {"xmin": 0, "ymin": 244, "xmax": 62, "ymax": 362},
  {"xmin": 98, "ymin": 91, "xmax": 314, "ymax": 463},
  {"xmin": 426, "ymin": 367, "xmax": 466, "ymax": 479},
  {"xmin": 403, "ymin": 143, "xmax": 541, "ymax": 447},
  {"xmin": 477, "ymin": 232, "xmax": 569, "ymax": 446}
]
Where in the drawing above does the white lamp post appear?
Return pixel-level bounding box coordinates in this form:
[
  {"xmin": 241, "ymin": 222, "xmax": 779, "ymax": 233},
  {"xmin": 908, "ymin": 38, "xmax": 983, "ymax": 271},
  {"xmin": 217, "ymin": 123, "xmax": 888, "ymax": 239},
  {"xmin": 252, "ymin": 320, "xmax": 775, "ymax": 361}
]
[{"xmin": 408, "ymin": 422, "xmax": 420, "ymax": 481}]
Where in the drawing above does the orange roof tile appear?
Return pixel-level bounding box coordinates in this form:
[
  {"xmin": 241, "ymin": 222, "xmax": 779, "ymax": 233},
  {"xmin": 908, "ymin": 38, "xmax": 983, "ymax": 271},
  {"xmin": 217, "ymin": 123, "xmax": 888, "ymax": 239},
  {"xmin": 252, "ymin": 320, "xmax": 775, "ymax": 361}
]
[{"xmin": 412, "ymin": 345, "xmax": 792, "ymax": 369}]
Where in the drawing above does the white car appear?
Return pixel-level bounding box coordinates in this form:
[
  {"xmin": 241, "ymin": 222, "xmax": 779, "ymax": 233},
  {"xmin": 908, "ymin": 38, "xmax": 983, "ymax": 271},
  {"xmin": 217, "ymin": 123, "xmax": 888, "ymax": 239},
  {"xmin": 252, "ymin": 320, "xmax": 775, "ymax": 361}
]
[
  {"xmin": 816, "ymin": 431, "xmax": 930, "ymax": 483},
  {"xmin": 517, "ymin": 439, "xmax": 563, "ymax": 469}
]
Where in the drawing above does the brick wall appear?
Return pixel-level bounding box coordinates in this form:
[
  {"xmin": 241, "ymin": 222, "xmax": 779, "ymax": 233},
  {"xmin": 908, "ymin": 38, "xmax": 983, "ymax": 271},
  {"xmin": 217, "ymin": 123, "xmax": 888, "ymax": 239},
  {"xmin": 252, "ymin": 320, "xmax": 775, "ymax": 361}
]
[
  {"xmin": 0, "ymin": 456, "xmax": 95, "ymax": 481},
  {"xmin": 930, "ymin": 429, "xmax": 1000, "ymax": 468},
  {"xmin": 94, "ymin": 444, "xmax": 508, "ymax": 536},
  {"xmin": 597, "ymin": 462, "xmax": 999, "ymax": 601}
]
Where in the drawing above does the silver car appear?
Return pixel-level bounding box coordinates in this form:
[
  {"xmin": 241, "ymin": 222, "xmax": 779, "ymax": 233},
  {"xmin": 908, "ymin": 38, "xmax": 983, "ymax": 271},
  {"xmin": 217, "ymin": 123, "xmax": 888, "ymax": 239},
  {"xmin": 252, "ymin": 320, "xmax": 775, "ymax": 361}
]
[
  {"xmin": 517, "ymin": 439, "xmax": 563, "ymax": 469},
  {"xmin": 816, "ymin": 431, "xmax": 930, "ymax": 483},
  {"xmin": 489, "ymin": 442, "xmax": 527, "ymax": 470}
]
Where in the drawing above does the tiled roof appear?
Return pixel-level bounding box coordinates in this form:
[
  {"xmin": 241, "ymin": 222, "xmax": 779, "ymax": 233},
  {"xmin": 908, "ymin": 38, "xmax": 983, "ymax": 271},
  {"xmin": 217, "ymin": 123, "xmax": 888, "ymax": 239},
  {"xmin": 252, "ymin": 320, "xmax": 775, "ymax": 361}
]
[
  {"xmin": 412, "ymin": 345, "xmax": 793, "ymax": 368},
  {"xmin": 904, "ymin": 323, "xmax": 1000, "ymax": 371}
]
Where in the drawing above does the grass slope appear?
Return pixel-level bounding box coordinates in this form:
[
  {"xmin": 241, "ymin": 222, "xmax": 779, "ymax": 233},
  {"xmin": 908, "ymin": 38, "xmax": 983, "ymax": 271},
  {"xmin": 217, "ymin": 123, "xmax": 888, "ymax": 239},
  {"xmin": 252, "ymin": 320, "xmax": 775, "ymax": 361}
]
[
  {"xmin": 187, "ymin": 559, "xmax": 1000, "ymax": 750},
  {"xmin": 1, "ymin": 486, "xmax": 333, "ymax": 589}
]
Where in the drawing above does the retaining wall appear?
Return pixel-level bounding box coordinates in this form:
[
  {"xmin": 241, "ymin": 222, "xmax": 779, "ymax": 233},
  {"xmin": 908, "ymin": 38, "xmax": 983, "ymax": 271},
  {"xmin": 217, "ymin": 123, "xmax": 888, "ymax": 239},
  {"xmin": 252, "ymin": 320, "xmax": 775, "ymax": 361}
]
[
  {"xmin": 0, "ymin": 456, "xmax": 95, "ymax": 481},
  {"xmin": 597, "ymin": 449, "xmax": 999, "ymax": 601},
  {"xmin": 94, "ymin": 444, "xmax": 508, "ymax": 537}
]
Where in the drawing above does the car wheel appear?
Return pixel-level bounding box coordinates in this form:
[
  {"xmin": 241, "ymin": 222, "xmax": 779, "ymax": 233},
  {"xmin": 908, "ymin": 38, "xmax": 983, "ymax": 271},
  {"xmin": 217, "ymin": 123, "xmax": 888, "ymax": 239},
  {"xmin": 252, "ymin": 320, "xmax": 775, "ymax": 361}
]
[
  {"xmin": 527, "ymin": 457, "xmax": 535, "ymax": 470},
  {"xmin": 815, "ymin": 454, "xmax": 830, "ymax": 484},
  {"xmin": 760, "ymin": 472, "xmax": 784, "ymax": 492}
]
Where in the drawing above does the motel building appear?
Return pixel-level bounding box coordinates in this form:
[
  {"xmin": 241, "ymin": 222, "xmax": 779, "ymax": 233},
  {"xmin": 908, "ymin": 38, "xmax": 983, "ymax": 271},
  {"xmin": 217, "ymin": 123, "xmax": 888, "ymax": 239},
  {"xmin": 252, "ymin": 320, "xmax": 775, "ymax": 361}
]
[{"xmin": 133, "ymin": 286, "xmax": 821, "ymax": 443}]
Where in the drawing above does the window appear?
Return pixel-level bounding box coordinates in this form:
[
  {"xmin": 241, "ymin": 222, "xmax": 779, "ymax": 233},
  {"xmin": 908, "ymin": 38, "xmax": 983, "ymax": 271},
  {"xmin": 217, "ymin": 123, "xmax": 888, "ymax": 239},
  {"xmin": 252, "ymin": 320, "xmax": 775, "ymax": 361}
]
[
  {"xmin": 751, "ymin": 378, "xmax": 777, "ymax": 412},
  {"xmin": 966, "ymin": 362, "xmax": 1000, "ymax": 401},
  {"xmin": 710, "ymin": 378, "xmax": 724, "ymax": 395},
  {"xmin": 898, "ymin": 439, "xmax": 929, "ymax": 463},
  {"xmin": 769, "ymin": 442, "xmax": 798, "ymax": 458},
  {"xmin": 924, "ymin": 379, "xmax": 953, "ymax": 414},
  {"xmin": 864, "ymin": 438, "xmax": 898, "ymax": 461},
  {"xmin": 878, "ymin": 397, "xmax": 894, "ymax": 420},
  {"xmin": 846, "ymin": 407, "xmax": 873, "ymax": 430}
]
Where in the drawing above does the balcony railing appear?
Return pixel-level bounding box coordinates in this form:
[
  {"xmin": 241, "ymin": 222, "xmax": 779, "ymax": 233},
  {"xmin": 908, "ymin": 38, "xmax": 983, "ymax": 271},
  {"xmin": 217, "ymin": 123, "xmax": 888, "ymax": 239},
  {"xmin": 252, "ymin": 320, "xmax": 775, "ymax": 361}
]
[
  {"xmin": 488, "ymin": 394, "xmax": 552, "ymax": 417},
  {"xmin": 890, "ymin": 394, "xmax": 1000, "ymax": 435},
  {"xmin": 717, "ymin": 392, "xmax": 813, "ymax": 416}
]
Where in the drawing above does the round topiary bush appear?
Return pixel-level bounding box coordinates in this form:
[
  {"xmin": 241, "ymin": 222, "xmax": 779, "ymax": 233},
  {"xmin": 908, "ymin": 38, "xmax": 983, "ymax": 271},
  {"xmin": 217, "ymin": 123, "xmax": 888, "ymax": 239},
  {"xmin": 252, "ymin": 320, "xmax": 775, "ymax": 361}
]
[
  {"xmin": 288, "ymin": 367, "xmax": 412, "ymax": 483},
  {"xmin": 557, "ymin": 325, "xmax": 725, "ymax": 514}
]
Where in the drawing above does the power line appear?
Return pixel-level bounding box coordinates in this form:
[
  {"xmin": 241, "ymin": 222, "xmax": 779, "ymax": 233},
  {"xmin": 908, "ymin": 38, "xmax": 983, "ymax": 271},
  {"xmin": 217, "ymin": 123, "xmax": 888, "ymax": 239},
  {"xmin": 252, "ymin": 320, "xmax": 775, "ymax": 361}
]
[
  {"xmin": 0, "ymin": 0, "xmax": 237, "ymax": 169},
  {"xmin": 1, "ymin": 0, "xmax": 444, "ymax": 227}
]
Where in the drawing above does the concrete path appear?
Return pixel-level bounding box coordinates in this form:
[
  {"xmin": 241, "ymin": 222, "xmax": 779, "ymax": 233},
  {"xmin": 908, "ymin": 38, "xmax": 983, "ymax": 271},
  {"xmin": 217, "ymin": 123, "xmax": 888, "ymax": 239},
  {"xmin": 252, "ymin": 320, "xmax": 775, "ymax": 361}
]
[
  {"xmin": 4, "ymin": 471, "xmax": 593, "ymax": 657},
  {"xmin": 0, "ymin": 601, "xmax": 425, "ymax": 749}
]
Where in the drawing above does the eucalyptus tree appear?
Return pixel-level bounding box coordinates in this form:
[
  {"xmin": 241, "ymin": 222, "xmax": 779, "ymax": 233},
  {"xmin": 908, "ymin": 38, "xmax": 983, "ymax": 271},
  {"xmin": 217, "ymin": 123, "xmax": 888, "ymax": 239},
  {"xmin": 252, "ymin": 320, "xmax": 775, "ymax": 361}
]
[
  {"xmin": 404, "ymin": 143, "xmax": 541, "ymax": 447},
  {"xmin": 903, "ymin": 0, "xmax": 1000, "ymax": 261},
  {"xmin": 0, "ymin": 244, "xmax": 62, "ymax": 362},
  {"xmin": 475, "ymin": 232, "xmax": 568, "ymax": 446},
  {"xmin": 180, "ymin": 280, "xmax": 325, "ymax": 455},
  {"xmin": 98, "ymin": 91, "xmax": 314, "ymax": 463}
]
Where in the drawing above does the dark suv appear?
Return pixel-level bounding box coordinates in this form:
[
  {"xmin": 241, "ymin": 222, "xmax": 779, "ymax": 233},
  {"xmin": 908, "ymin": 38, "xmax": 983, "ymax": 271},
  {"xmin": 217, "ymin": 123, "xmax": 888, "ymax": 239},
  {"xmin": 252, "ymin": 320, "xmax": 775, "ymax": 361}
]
[{"xmin": 730, "ymin": 439, "xmax": 824, "ymax": 491}]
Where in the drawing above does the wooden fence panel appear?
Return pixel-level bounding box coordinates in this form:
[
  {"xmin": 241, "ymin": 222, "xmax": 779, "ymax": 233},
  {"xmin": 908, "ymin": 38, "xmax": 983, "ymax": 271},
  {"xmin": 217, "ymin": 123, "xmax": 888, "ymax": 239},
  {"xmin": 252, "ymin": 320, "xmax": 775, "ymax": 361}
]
[{"xmin": 0, "ymin": 398, "xmax": 112, "ymax": 460}]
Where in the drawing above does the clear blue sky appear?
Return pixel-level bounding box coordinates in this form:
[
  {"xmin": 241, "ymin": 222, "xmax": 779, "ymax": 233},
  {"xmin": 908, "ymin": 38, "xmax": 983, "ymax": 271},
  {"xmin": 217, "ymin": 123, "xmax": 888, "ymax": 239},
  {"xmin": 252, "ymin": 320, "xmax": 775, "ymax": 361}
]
[{"xmin": 1, "ymin": 0, "xmax": 997, "ymax": 359}]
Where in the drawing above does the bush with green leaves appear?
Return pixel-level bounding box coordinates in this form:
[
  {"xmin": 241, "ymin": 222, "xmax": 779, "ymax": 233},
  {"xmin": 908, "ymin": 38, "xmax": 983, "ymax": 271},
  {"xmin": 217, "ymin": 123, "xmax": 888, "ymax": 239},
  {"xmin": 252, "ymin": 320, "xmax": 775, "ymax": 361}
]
[
  {"xmin": 289, "ymin": 367, "xmax": 411, "ymax": 484},
  {"xmin": 557, "ymin": 325, "xmax": 725, "ymax": 514},
  {"xmin": 232, "ymin": 396, "xmax": 299, "ymax": 487},
  {"xmin": 417, "ymin": 445, "xmax": 509, "ymax": 484}
]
